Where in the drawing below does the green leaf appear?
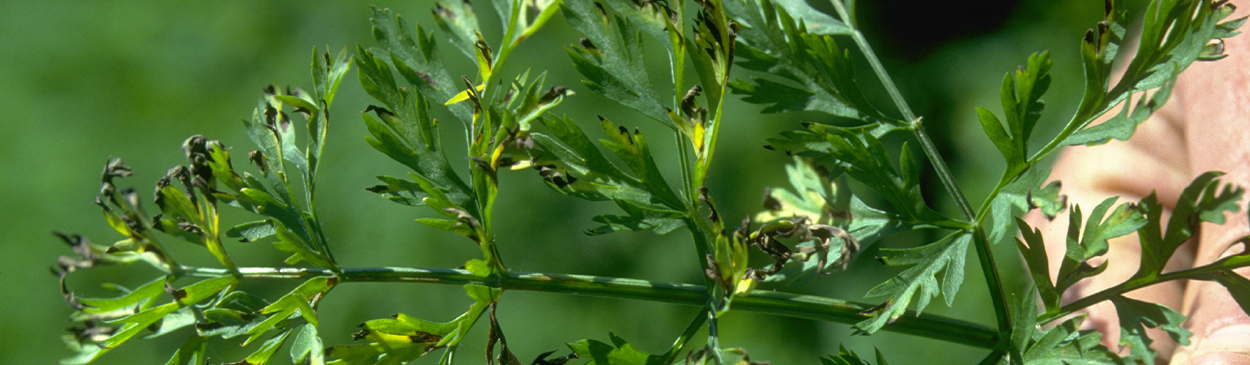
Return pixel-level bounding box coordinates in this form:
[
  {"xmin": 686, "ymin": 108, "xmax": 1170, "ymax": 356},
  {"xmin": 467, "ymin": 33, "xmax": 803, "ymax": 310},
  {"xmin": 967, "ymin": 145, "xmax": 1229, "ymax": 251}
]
[
  {"xmin": 145, "ymin": 306, "xmax": 197, "ymax": 339},
  {"xmin": 244, "ymin": 97, "xmax": 288, "ymax": 183},
  {"xmin": 327, "ymin": 286, "xmax": 494, "ymax": 365},
  {"xmin": 1205, "ymin": 271, "xmax": 1250, "ymax": 315},
  {"xmin": 369, "ymin": 6, "xmax": 473, "ymax": 124},
  {"xmin": 567, "ymin": 332, "xmax": 666, "ymax": 365},
  {"xmin": 686, "ymin": 0, "xmax": 736, "ymax": 116},
  {"xmin": 979, "ymin": 51, "xmax": 1052, "ymax": 171},
  {"xmin": 756, "ymin": 157, "xmax": 908, "ymax": 244},
  {"xmin": 464, "ymin": 258, "xmax": 492, "ymax": 277},
  {"xmin": 154, "ymin": 184, "xmax": 201, "ymax": 224},
  {"xmin": 1014, "ymin": 196, "xmax": 1146, "ymax": 316},
  {"xmin": 679, "ymin": 347, "xmax": 770, "ymax": 365},
  {"xmin": 306, "ymin": 47, "xmax": 352, "ymax": 189},
  {"xmin": 365, "ymin": 175, "xmax": 431, "ymax": 206},
  {"xmin": 1110, "ymin": 296, "xmax": 1190, "ymax": 364},
  {"xmin": 1063, "ymin": 78, "xmax": 1174, "ymax": 146},
  {"xmin": 729, "ymin": 77, "xmax": 821, "ymax": 114},
  {"xmin": 821, "ymin": 345, "xmax": 886, "ymax": 365},
  {"xmin": 175, "ymin": 276, "xmax": 240, "ymax": 306},
  {"xmin": 1133, "ymin": 172, "xmax": 1243, "ymax": 280},
  {"xmin": 1029, "ymin": 180, "xmax": 1067, "ymax": 220},
  {"xmin": 90, "ymin": 277, "xmax": 237, "ymax": 363},
  {"xmin": 1054, "ymin": 197, "xmax": 1147, "ymax": 296},
  {"xmin": 1058, "ymin": 0, "xmax": 1241, "ymax": 148},
  {"xmin": 1007, "ymin": 285, "xmax": 1038, "ymax": 365},
  {"xmin": 855, "ymin": 232, "xmax": 972, "ymax": 334},
  {"xmin": 357, "ymin": 46, "xmax": 477, "ymax": 217},
  {"xmin": 824, "ymin": 129, "xmax": 953, "ymax": 226},
  {"xmin": 233, "ymin": 187, "xmax": 317, "ymax": 250},
  {"xmin": 432, "ymin": 0, "xmax": 481, "ymax": 62},
  {"xmin": 588, "ymin": 199, "xmax": 686, "ymax": 235},
  {"xmin": 1019, "ymin": 314, "xmax": 1124, "ymax": 364},
  {"xmin": 983, "ymin": 165, "xmax": 1060, "ymax": 244},
  {"xmin": 756, "ymin": 0, "xmax": 852, "ymax": 35},
  {"xmin": 271, "ymin": 220, "xmax": 333, "ymax": 268},
  {"xmin": 415, "ymin": 217, "xmax": 479, "ymax": 241},
  {"xmin": 163, "ymin": 335, "xmax": 207, "ymax": 365},
  {"xmin": 599, "ymin": 0, "xmax": 674, "ymax": 49},
  {"xmin": 507, "ymin": 71, "xmax": 574, "ymax": 134},
  {"xmin": 530, "ymin": 115, "xmax": 687, "ymax": 234},
  {"xmin": 531, "ymin": 115, "xmax": 635, "ymax": 187},
  {"xmin": 290, "ymin": 323, "xmax": 325, "ymax": 365},
  {"xmin": 313, "ymin": 46, "xmax": 351, "ymax": 110},
  {"xmin": 244, "ymin": 277, "xmax": 334, "ymax": 346},
  {"xmin": 727, "ymin": 0, "xmax": 875, "ymax": 119},
  {"xmin": 562, "ymin": 0, "xmax": 671, "ymax": 127},
  {"xmin": 764, "ymin": 121, "xmax": 907, "ymax": 157},
  {"xmin": 596, "ymin": 117, "xmax": 684, "ymax": 208},
  {"xmin": 754, "ymin": 157, "xmax": 836, "ymax": 222},
  {"xmin": 77, "ymin": 277, "xmax": 165, "ymax": 313},
  {"xmin": 198, "ymin": 292, "xmax": 272, "ymax": 339},
  {"xmin": 1015, "ymin": 218, "xmax": 1062, "ymax": 313},
  {"xmin": 267, "ymin": 92, "xmax": 312, "ymax": 179},
  {"xmin": 236, "ymin": 329, "xmax": 294, "ymax": 365},
  {"xmin": 754, "ymin": 158, "xmax": 906, "ymax": 283},
  {"xmin": 225, "ymin": 220, "xmax": 277, "ymax": 243}
]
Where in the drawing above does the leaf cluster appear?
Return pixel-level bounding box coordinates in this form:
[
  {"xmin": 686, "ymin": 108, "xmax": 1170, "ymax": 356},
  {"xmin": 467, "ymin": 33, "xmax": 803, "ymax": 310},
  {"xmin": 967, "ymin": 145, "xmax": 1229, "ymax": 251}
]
[{"xmin": 48, "ymin": 0, "xmax": 1250, "ymax": 365}]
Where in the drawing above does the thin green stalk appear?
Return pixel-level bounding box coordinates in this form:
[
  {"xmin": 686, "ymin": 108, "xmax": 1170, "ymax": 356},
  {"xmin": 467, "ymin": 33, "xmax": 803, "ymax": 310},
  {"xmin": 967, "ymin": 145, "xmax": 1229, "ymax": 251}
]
[
  {"xmin": 677, "ymin": 131, "xmax": 695, "ymax": 202},
  {"xmin": 827, "ymin": 1, "xmax": 975, "ymax": 221},
  {"xmin": 176, "ymin": 265, "xmax": 998, "ymax": 348},
  {"xmin": 663, "ymin": 311, "xmax": 708, "ymax": 365},
  {"xmin": 970, "ymin": 230, "xmax": 1013, "ymax": 339},
  {"xmin": 685, "ymin": 217, "xmax": 716, "ymax": 288},
  {"xmin": 973, "ymin": 170, "xmax": 1015, "ymax": 224},
  {"xmin": 1038, "ymin": 260, "xmax": 1248, "ymax": 325},
  {"xmin": 692, "ymin": 88, "xmax": 728, "ymax": 190},
  {"xmin": 828, "ymin": 0, "xmax": 1012, "ymax": 342},
  {"xmin": 305, "ymin": 191, "xmax": 341, "ymax": 273},
  {"xmin": 910, "ymin": 119, "xmax": 976, "ymax": 219},
  {"xmin": 706, "ymin": 307, "xmax": 722, "ymax": 363}
]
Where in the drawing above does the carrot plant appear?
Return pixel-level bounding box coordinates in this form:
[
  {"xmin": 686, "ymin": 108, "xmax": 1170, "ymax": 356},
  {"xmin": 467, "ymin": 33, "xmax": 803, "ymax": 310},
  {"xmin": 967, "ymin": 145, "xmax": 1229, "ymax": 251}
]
[{"xmin": 54, "ymin": 0, "xmax": 1250, "ymax": 364}]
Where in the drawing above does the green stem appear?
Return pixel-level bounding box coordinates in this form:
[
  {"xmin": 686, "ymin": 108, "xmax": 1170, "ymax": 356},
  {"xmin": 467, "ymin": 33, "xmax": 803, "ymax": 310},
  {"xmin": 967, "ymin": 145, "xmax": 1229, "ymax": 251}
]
[
  {"xmin": 685, "ymin": 217, "xmax": 715, "ymax": 288},
  {"xmin": 828, "ymin": 0, "xmax": 1012, "ymax": 340},
  {"xmin": 663, "ymin": 311, "xmax": 708, "ymax": 365},
  {"xmin": 176, "ymin": 265, "xmax": 997, "ymax": 348},
  {"xmin": 911, "ymin": 119, "xmax": 976, "ymax": 219},
  {"xmin": 970, "ymin": 229, "xmax": 1013, "ymax": 339},
  {"xmin": 308, "ymin": 207, "xmax": 339, "ymax": 273},
  {"xmin": 1038, "ymin": 257, "xmax": 1250, "ymax": 324}
]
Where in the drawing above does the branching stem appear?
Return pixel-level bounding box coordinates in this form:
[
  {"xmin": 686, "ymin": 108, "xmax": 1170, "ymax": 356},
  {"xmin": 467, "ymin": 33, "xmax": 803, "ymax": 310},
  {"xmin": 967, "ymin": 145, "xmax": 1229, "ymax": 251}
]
[
  {"xmin": 1038, "ymin": 256, "xmax": 1250, "ymax": 324},
  {"xmin": 175, "ymin": 265, "xmax": 998, "ymax": 348},
  {"xmin": 828, "ymin": 0, "xmax": 1013, "ymax": 344}
]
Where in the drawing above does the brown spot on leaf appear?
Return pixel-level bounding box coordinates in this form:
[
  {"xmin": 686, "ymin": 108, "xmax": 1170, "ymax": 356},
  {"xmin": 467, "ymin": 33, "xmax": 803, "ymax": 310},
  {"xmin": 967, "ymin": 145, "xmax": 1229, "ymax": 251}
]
[
  {"xmin": 248, "ymin": 150, "xmax": 267, "ymax": 174},
  {"xmin": 579, "ymin": 38, "xmax": 597, "ymax": 51},
  {"xmin": 164, "ymin": 278, "xmax": 187, "ymax": 301},
  {"xmin": 416, "ymin": 70, "xmax": 437, "ymax": 88},
  {"xmin": 410, "ymin": 331, "xmax": 442, "ymax": 343},
  {"xmin": 541, "ymin": 86, "xmax": 571, "ymax": 103}
]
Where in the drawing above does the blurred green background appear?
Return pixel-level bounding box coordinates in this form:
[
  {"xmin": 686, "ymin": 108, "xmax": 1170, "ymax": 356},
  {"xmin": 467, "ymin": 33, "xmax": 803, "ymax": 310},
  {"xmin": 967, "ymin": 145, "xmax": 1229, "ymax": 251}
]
[{"xmin": 0, "ymin": 0, "xmax": 1106, "ymax": 364}]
